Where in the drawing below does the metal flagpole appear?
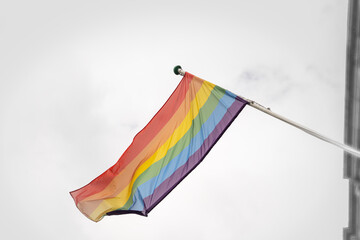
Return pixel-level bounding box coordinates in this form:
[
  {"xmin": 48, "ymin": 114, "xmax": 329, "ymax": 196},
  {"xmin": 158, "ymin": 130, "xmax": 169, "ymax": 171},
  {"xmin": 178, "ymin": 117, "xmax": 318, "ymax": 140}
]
[{"xmin": 173, "ymin": 65, "xmax": 360, "ymax": 158}]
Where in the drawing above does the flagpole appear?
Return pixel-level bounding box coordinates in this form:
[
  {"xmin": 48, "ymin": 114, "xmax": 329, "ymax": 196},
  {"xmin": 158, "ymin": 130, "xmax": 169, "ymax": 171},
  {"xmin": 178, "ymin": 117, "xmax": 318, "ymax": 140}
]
[{"xmin": 173, "ymin": 65, "xmax": 360, "ymax": 158}]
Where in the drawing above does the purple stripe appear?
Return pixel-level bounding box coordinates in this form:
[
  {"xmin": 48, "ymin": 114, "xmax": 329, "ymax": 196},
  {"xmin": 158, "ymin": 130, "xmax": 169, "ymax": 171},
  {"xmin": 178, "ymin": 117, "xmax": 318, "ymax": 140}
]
[{"xmin": 143, "ymin": 98, "xmax": 247, "ymax": 214}]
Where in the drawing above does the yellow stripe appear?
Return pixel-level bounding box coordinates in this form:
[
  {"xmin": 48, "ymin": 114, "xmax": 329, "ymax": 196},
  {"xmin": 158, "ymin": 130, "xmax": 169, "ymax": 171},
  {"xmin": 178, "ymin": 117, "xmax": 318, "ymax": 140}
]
[{"xmin": 89, "ymin": 79, "xmax": 215, "ymax": 221}]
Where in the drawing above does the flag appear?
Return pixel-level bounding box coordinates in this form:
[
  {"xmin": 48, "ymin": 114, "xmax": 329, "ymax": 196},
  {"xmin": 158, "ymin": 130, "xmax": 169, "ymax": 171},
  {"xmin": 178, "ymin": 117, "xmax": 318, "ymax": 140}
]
[{"xmin": 70, "ymin": 72, "xmax": 248, "ymax": 222}]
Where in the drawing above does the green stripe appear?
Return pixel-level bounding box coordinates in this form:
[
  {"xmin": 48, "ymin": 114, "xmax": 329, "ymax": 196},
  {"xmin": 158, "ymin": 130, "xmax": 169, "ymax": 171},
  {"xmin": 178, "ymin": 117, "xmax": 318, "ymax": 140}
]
[{"xmin": 119, "ymin": 85, "xmax": 226, "ymax": 210}]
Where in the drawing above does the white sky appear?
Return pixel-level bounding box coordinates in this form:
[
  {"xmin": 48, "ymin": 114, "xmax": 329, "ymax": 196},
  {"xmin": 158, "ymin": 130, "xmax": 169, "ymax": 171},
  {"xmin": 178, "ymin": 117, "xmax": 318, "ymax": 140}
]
[{"xmin": 0, "ymin": 0, "xmax": 348, "ymax": 239}]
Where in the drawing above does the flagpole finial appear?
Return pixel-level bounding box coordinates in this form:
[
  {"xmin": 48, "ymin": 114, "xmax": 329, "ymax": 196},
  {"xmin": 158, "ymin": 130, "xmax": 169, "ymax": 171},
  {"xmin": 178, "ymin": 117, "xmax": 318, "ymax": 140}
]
[{"xmin": 173, "ymin": 65, "xmax": 185, "ymax": 76}]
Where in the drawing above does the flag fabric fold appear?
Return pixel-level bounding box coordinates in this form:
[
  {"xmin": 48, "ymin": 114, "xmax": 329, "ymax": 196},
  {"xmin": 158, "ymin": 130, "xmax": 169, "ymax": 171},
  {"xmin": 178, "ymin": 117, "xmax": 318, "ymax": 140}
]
[{"xmin": 70, "ymin": 72, "xmax": 248, "ymax": 222}]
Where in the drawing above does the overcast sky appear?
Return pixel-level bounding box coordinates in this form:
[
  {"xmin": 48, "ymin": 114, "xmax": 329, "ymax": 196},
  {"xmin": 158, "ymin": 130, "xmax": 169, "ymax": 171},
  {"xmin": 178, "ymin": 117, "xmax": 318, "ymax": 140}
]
[{"xmin": 0, "ymin": 0, "xmax": 348, "ymax": 239}]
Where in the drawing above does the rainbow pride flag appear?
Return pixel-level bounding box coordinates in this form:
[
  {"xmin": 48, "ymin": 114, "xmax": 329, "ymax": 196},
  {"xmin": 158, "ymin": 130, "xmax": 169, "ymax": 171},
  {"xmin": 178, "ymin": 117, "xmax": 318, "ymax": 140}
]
[{"xmin": 70, "ymin": 72, "xmax": 247, "ymax": 222}]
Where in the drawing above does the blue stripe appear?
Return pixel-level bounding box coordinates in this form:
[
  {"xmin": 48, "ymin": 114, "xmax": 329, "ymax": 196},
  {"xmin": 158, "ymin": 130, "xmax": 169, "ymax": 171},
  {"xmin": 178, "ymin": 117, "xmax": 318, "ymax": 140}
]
[{"xmin": 128, "ymin": 90, "xmax": 236, "ymax": 211}]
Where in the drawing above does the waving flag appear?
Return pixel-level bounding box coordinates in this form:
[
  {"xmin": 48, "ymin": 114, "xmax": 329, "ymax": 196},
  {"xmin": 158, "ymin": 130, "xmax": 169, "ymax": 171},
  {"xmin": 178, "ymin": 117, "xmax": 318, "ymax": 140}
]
[{"xmin": 70, "ymin": 72, "xmax": 247, "ymax": 222}]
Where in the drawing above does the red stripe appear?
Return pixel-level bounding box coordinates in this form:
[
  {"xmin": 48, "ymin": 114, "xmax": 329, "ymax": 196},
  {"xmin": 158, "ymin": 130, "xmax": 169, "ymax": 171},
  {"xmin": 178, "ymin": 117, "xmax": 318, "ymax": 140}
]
[{"xmin": 70, "ymin": 73, "xmax": 194, "ymax": 204}]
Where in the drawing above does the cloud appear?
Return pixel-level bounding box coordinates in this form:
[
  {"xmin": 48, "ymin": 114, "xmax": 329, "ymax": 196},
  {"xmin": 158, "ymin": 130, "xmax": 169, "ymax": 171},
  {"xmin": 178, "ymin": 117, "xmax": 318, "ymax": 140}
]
[{"xmin": 237, "ymin": 65, "xmax": 293, "ymax": 104}]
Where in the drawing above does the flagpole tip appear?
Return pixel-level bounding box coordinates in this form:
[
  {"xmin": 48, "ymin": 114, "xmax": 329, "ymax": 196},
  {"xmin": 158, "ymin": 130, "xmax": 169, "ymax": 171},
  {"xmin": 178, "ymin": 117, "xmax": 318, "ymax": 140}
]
[{"xmin": 173, "ymin": 65, "xmax": 185, "ymax": 76}]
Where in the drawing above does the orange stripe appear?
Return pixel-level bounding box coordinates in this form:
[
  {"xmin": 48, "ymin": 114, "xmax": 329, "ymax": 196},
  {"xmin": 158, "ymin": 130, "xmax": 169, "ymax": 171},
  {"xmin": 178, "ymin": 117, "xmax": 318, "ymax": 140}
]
[{"xmin": 70, "ymin": 73, "xmax": 194, "ymax": 204}]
